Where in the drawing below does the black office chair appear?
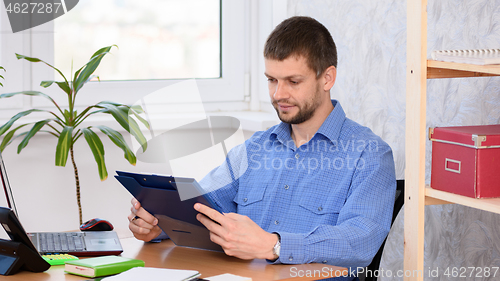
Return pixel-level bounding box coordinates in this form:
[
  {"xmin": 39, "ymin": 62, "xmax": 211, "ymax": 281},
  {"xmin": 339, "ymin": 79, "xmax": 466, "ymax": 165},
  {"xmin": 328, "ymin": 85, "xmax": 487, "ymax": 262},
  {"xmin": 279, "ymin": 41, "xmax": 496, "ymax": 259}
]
[{"xmin": 364, "ymin": 179, "xmax": 405, "ymax": 281}]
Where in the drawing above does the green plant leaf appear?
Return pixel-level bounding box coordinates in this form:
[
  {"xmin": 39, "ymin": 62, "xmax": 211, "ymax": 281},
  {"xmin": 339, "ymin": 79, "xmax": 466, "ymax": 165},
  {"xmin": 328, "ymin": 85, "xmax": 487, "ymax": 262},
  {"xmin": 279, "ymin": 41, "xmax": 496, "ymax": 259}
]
[
  {"xmin": 0, "ymin": 109, "xmax": 45, "ymax": 136},
  {"xmin": 75, "ymin": 107, "xmax": 108, "ymax": 127},
  {"xmin": 17, "ymin": 119, "xmax": 52, "ymax": 154},
  {"xmin": 40, "ymin": 80, "xmax": 55, "ymax": 88},
  {"xmin": 73, "ymin": 105, "xmax": 98, "ymax": 126},
  {"xmin": 97, "ymin": 103, "xmax": 147, "ymax": 152},
  {"xmin": 128, "ymin": 108, "xmax": 150, "ymax": 130},
  {"xmin": 0, "ymin": 91, "xmax": 63, "ymax": 118},
  {"xmin": 40, "ymin": 80, "xmax": 72, "ymax": 96},
  {"xmin": 15, "ymin": 54, "xmax": 42, "ymax": 63},
  {"xmin": 98, "ymin": 101, "xmax": 149, "ymax": 130},
  {"xmin": 0, "ymin": 90, "xmax": 56, "ymax": 104},
  {"xmin": 97, "ymin": 103, "xmax": 129, "ymax": 130},
  {"xmin": 63, "ymin": 109, "xmax": 72, "ymax": 123},
  {"xmin": 56, "ymin": 81, "xmax": 72, "ymax": 95},
  {"xmin": 0, "ymin": 66, "xmax": 4, "ymax": 87},
  {"xmin": 77, "ymin": 74, "xmax": 98, "ymax": 87},
  {"xmin": 125, "ymin": 115, "xmax": 147, "ymax": 152},
  {"xmin": 96, "ymin": 125, "xmax": 136, "ymax": 165},
  {"xmin": 0, "ymin": 66, "xmax": 4, "ymax": 86},
  {"xmin": 130, "ymin": 105, "xmax": 144, "ymax": 113},
  {"xmin": 73, "ymin": 45, "xmax": 116, "ymax": 94},
  {"xmin": 89, "ymin": 108, "xmax": 108, "ymax": 115},
  {"xmin": 16, "ymin": 54, "xmax": 69, "ymax": 85},
  {"xmin": 40, "ymin": 130, "xmax": 58, "ymax": 138},
  {"xmin": 82, "ymin": 128, "xmax": 108, "ymax": 180},
  {"xmin": 1, "ymin": 131, "xmax": 28, "ymax": 152},
  {"xmin": 0, "ymin": 124, "xmax": 29, "ymax": 152},
  {"xmin": 96, "ymin": 101, "xmax": 123, "ymax": 107},
  {"xmin": 55, "ymin": 126, "xmax": 73, "ymax": 166}
]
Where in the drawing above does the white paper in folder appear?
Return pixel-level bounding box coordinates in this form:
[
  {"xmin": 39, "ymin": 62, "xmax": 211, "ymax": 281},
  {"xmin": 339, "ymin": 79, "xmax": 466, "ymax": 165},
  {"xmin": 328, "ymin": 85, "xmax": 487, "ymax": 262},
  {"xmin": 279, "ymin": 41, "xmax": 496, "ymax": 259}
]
[
  {"xmin": 104, "ymin": 267, "xmax": 200, "ymax": 281},
  {"xmin": 205, "ymin": 273, "xmax": 252, "ymax": 281}
]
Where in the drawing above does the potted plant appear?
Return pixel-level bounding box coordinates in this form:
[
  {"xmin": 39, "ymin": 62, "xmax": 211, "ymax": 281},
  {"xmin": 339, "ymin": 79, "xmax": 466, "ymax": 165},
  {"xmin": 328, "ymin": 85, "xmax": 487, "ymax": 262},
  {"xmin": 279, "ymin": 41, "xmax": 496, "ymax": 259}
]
[{"xmin": 0, "ymin": 46, "xmax": 149, "ymax": 225}]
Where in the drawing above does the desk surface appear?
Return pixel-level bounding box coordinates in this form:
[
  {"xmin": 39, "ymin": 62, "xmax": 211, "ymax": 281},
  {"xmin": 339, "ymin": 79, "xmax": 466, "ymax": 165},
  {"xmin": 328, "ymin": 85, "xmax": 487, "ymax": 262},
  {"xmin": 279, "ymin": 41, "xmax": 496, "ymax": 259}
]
[{"xmin": 6, "ymin": 234, "xmax": 347, "ymax": 281}]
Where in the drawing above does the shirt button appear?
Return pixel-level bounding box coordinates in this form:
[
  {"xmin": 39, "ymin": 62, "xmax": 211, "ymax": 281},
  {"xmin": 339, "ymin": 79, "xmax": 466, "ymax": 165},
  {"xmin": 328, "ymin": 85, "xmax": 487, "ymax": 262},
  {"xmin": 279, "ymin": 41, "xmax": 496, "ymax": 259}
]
[
  {"xmin": 318, "ymin": 206, "xmax": 323, "ymax": 211},
  {"xmin": 295, "ymin": 154, "xmax": 300, "ymax": 159},
  {"xmin": 243, "ymin": 198, "xmax": 248, "ymax": 202},
  {"xmin": 323, "ymin": 260, "xmax": 328, "ymax": 264},
  {"xmin": 284, "ymin": 185, "xmax": 289, "ymax": 190},
  {"xmin": 289, "ymin": 256, "xmax": 293, "ymax": 261},
  {"xmin": 274, "ymin": 220, "xmax": 279, "ymax": 225}
]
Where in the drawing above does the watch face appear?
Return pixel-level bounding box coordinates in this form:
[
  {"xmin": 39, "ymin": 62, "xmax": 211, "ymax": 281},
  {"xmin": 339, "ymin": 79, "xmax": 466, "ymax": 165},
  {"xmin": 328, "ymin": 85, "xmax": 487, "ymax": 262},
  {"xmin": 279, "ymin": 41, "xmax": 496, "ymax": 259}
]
[{"xmin": 273, "ymin": 240, "xmax": 281, "ymax": 257}]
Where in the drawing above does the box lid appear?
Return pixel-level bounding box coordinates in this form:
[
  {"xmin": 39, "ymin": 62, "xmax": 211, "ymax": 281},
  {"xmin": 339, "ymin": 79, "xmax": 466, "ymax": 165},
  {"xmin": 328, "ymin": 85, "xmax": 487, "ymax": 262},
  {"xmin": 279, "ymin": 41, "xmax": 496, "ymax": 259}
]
[{"xmin": 429, "ymin": 124, "xmax": 500, "ymax": 148}]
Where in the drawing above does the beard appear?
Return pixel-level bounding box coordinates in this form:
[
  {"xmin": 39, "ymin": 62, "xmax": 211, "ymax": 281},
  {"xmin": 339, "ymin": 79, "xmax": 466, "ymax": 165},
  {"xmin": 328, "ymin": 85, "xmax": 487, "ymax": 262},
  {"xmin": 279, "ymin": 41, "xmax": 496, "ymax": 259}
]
[{"xmin": 272, "ymin": 85, "xmax": 323, "ymax": 125}]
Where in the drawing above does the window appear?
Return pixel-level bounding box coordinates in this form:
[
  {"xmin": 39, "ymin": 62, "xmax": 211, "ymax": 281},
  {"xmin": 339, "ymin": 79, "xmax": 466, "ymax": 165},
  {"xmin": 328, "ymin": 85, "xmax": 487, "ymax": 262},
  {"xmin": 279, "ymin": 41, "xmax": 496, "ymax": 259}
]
[
  {"xmin": 54, "ymin": 0, "xmax": 221, "ymax": 81},
  {"xmin": 1, "ymin": 0, "xmax": 246, "ymax": 116}
]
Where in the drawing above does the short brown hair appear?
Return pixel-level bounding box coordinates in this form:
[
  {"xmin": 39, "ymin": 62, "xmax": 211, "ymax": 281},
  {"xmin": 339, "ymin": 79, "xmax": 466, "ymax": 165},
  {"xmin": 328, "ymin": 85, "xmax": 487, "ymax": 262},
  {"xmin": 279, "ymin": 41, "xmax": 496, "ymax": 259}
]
[{"xmin": 264, "ymin": 16, "xmax": 337, "ymax": 77}]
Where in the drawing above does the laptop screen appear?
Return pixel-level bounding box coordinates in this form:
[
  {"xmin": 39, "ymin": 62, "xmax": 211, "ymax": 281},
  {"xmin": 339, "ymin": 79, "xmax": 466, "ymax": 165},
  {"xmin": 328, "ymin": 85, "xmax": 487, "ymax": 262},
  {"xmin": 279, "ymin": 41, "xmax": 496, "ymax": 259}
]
[{"xmin": 0, "ymin": 152, "xmax": 18, "ymax": 218}]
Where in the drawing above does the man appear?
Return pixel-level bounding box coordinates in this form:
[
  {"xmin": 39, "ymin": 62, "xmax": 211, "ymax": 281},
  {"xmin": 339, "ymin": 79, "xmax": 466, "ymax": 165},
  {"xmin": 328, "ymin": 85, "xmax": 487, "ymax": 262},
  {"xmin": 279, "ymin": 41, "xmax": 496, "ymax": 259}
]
[{"xmin": 128, "ymin": 16, "xmax": 396, "ymax": 279}]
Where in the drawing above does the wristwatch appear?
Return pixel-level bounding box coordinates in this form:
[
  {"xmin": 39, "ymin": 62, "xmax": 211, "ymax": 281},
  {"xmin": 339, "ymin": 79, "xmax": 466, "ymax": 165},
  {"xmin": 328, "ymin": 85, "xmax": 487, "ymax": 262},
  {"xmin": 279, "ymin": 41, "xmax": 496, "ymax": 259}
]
[{"xmin": 272, "ymin": 233, "xmax": 281, "ymax": 259}]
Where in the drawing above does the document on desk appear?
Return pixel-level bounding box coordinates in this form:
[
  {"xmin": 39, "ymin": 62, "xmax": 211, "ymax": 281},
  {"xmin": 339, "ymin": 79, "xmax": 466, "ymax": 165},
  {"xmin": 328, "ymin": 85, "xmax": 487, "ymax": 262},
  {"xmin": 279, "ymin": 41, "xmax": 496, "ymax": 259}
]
[
  {"xmin": 103, "ymin": 267, "xmax": 200, "ymax": 281},
  {"xmin": 205, "ymin": 273, "xmax": 252, "ymax": 281}
]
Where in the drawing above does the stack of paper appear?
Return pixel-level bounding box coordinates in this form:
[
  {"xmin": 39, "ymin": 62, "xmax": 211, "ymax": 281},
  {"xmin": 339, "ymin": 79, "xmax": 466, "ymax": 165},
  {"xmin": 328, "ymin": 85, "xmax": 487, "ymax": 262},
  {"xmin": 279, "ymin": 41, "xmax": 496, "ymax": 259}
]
[
  {"xmin": 431, "ymin": 49, "xmax": 500, "ymax": 65},
  {"xmin": 206, "ymin": 273, "xmax": 252, "ymax": 281},
  {"xmin": 104, "ymin": 267, "xmax": 200, "ymax": 281}
]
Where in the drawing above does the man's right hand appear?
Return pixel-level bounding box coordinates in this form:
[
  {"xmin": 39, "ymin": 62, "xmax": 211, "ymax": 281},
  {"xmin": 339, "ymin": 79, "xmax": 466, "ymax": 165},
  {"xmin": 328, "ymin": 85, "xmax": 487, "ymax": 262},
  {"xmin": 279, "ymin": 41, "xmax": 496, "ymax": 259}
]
[{"xmin": 128, "ymin": 198, "xmax": 162, "ymax": 242}]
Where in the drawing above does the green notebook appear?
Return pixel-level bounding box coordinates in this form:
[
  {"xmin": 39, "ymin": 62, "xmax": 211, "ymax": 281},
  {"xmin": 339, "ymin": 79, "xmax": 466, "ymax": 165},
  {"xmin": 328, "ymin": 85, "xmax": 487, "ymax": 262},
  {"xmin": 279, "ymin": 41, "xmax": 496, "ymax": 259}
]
[{"xmin": 64, "ymin": 255, "xmax": 145, "ymax": 278}]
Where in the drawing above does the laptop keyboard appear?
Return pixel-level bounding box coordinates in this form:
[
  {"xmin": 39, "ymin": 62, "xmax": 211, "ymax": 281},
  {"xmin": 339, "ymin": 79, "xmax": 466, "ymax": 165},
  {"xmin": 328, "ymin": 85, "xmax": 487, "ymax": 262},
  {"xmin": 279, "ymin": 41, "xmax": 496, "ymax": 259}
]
[{"xmin": 39, "ymin": 232, "xmax": 85, "ymax": 253}]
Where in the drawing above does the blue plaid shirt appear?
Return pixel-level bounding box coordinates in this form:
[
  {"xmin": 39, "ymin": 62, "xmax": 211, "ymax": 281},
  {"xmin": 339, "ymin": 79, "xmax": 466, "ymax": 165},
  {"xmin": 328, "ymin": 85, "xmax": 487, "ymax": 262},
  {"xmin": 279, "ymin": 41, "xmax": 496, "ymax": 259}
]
[{"xmin": 200, "ymin": 100, "xmax": 396, "ymax": 279}]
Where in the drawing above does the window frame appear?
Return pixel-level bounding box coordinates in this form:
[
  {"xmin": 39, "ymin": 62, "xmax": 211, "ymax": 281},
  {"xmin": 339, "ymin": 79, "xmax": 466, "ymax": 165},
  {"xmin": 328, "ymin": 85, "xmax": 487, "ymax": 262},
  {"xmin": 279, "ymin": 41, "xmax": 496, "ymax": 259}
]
[{"xmin": 3, "ymin": 0, "xmax": 247, "ymax": 116}]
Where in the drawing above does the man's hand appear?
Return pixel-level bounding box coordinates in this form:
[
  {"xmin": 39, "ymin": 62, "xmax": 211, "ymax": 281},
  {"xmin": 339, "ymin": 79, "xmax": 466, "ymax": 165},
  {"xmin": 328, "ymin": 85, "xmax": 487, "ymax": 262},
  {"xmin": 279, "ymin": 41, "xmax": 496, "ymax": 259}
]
[
  {"xmin": 128, "ymin": 198, "xmax": 162, "ymax": 242},
  {"xmin": 194, "ymin": 203, "xmax": 278, "ymax": 260}
]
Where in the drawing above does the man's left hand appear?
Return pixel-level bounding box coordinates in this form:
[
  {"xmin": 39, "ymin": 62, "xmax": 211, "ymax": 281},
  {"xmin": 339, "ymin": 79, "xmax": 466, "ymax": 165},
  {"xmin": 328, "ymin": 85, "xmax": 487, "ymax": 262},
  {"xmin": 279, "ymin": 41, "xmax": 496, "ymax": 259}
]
[{"xmin": 194, "ymin": 203, "xmax": 278, "ymax": 260}]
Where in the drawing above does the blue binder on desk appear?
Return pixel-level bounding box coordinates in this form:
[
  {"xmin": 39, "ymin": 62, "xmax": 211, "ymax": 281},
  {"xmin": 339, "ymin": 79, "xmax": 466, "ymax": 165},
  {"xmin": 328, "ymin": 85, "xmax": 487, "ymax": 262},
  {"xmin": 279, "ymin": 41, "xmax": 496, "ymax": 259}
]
[{"xmin": 114, "ymin": 171, "xmax": 223, "ymax": 252}]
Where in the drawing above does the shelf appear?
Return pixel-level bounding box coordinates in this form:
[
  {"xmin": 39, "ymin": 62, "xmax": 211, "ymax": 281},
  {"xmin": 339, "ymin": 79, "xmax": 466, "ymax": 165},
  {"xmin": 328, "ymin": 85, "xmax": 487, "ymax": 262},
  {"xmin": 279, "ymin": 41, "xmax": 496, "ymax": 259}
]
[
  {"xmin": 425, "ymin": 185, "xmax": 500, "ymax": 215},
  {"xmin": 427, "ymin": 60, "xmax": 500, "ymax": 78},
  {"xmin": 404, "ymin": 1, "xmax": 500, "ymax": 279}
]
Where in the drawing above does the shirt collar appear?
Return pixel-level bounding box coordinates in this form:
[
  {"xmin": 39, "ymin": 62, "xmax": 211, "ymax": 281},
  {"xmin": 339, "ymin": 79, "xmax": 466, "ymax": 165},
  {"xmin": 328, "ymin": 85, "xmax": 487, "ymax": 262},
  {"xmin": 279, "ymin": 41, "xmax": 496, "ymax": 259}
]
[
  {"xmin": 270, "ymin": 99, "xmax": 346, "ymax": 145},
  {"xmin": 316, "ymin": 99, "xmax": 346, "ymax": 143}
]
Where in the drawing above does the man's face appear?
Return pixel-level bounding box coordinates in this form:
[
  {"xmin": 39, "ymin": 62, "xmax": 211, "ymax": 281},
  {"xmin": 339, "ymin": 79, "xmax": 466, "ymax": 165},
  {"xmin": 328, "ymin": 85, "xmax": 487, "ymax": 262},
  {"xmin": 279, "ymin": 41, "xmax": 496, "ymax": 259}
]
[{"xmin": 265, "ymin": 56, "xmax": 324, "ymax": 124}]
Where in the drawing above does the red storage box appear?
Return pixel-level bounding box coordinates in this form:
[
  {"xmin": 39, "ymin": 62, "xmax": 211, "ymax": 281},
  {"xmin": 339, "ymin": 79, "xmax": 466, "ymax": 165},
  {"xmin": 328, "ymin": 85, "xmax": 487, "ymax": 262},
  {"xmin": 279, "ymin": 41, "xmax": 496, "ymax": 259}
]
[{"xmin": 430, "ymin": 124, "xmax": 500, "ymax": 198}]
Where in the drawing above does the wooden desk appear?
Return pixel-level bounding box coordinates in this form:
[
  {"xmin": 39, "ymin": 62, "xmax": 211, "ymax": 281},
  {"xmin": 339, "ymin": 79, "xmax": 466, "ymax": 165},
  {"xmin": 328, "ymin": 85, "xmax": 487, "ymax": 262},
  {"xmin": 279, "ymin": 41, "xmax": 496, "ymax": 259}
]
[{"xmin": 5, "ymin": 235, "xmax": 347, "ymax": 281}]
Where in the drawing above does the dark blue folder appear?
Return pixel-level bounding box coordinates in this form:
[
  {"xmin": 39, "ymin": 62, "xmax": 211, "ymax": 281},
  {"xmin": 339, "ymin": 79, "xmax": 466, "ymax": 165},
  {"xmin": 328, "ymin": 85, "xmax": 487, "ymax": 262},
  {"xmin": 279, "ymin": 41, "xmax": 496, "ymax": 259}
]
[{"xmin": 115, "ymin": 171, "xmax": 223, "ymax": 252}]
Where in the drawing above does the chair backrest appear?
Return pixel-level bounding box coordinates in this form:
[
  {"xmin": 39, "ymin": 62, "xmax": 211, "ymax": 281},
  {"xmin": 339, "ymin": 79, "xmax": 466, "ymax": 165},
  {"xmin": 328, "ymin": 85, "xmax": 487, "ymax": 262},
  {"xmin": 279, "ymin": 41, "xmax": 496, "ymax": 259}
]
[{"xmin": 364, "ymin": 179, "xmax": 405, "ymax": 281}]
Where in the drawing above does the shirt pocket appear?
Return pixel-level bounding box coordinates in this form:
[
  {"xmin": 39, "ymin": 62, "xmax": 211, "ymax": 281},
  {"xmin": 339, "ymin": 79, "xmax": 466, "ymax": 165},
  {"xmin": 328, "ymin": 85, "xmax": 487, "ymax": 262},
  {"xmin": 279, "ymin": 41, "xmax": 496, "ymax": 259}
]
[
  {"xmin": 299, "ymin": 193, "xmax": 343, "ymax": 216},
  {"xmin": 233, "ymin": 185, "xmax": 266, "ymax": 207}
]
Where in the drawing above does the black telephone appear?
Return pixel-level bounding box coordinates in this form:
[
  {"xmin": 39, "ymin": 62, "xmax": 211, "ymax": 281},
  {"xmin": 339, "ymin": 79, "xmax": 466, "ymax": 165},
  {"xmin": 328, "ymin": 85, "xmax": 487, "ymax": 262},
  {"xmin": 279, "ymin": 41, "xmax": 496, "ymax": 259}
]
[{"xmin": 0, "ymin": 207, "xmax": 50, "ymax": 275}]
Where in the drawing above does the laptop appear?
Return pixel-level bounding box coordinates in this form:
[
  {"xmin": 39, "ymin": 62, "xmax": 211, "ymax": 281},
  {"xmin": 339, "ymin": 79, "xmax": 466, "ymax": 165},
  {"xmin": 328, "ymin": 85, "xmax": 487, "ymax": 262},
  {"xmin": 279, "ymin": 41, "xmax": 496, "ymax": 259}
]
[{"xmin": 0, "ymin": 152, "xmax": 123, "ymax": 256}]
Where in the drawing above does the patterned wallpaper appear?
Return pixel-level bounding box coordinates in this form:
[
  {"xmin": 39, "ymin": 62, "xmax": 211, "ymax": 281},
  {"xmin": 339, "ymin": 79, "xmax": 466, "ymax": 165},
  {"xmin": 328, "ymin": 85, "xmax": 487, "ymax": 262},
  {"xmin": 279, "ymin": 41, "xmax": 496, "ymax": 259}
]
[{"xmin": 287, "ymin": 0, "xmax": 500, "ymax": 280}]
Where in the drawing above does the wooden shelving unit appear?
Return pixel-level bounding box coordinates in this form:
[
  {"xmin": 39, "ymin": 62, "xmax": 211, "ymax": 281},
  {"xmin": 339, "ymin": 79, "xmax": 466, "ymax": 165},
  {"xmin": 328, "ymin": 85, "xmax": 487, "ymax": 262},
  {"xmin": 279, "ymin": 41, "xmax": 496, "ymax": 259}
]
[
  {"xmin": 404, "ymin": 1, "xmax": 500, "ymax": 280},
  {"xmin": 427, "ymin": 60, "xmax": 500, "ymax": 78},
  {"xmin": 425, "ymin": 186, "xmax": 500, "ymax": 214}
]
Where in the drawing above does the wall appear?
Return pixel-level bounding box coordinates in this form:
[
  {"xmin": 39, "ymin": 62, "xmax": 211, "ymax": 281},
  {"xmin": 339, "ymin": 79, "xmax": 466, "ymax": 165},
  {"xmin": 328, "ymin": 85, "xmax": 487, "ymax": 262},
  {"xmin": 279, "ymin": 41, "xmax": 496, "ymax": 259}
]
[{"xmin": 287, "ymin": 0, "xmax": 407, "ymax": 179}]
